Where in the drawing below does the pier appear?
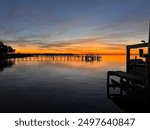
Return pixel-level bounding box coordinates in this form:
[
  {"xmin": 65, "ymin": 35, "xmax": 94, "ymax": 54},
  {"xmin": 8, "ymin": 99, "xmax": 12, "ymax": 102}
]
[{"xmin": 10, "ymin": 55, "xmax": 101, "ymax": 62}]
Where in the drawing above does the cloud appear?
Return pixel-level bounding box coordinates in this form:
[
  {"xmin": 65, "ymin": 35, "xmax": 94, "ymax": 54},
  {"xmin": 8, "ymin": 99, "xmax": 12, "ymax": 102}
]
[
  {"xmin": 39, "ymin": 37, "xmax": 100, "ymax": 48},
  {"xmin": 0, "ymin": 0, "xmax": 149, "ymax": 54}
]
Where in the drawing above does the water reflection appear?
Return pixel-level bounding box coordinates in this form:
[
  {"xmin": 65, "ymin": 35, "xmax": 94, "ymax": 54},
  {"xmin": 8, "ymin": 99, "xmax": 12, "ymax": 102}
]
[
  {"xmin": 0, "ymin": 55, "xmax": 126, "ymax": 112},
  {"xmin": 108, "ymin": 95, "xmax": 150, "ymax": 112},
  {"xmin": 0, "ymin": 58, "xmax": 14, "ymax": 71},
  {"xmin": 13, "ymin": 55, "xmax": 125, "ymax": 70}
]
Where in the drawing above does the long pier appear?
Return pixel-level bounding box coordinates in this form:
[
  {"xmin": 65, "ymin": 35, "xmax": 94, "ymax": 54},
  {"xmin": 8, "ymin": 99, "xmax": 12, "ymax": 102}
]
[
  {"xmin": 0, "ymin": 53, "xmax": 102, "ymax": 62},
  {"xmin": 12, "ymin": 55, "xmax": 102, "ymax": 62}
]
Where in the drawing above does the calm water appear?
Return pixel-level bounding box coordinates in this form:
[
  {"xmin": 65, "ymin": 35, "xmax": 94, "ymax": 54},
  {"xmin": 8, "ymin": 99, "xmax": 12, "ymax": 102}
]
[{"xmin": 0, "ymin": 55, "xmax": 126, "ymax": 112}]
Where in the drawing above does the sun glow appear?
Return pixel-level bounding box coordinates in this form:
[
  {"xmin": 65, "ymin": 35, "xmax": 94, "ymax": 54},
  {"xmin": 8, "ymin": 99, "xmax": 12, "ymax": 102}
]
[{"xmin": 13, "ymin": 41, "xmax": 129, "ymax": 55}]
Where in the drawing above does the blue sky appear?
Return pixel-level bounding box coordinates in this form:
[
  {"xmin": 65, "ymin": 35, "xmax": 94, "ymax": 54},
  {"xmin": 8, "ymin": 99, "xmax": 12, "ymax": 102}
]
[{"xmin": 0, "ymin": 0, "xmax": 149, "ymax": 53}]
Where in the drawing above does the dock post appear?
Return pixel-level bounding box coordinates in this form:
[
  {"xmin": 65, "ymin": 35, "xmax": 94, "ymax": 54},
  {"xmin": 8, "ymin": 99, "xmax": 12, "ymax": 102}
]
[
  {"xmin": 146, "ymin": 20, "xmax": 150, "ymax": 99},
  {"xmin": 126, "ymin": 46, "xmax": 130, "ymax": 73},
  {"xmin": 107, "ymin": 72, "xmax": 110, "ymax": 97}
]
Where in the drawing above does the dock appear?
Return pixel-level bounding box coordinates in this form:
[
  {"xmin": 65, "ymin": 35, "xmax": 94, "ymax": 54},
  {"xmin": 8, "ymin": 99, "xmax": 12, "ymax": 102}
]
[
  {"xmin": 3, "ymin": 54, "xmax": 101, "ymax": 62},
  {"xmin": 107, "ymin": 22, "xmax": 150, "ymax": 100}
]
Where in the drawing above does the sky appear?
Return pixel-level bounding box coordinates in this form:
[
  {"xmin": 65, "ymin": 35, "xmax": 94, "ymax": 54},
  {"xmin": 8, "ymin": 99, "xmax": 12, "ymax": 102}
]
[{"xmin": 0, "ymin": 0, "xmax": 150, "ymax": 54}]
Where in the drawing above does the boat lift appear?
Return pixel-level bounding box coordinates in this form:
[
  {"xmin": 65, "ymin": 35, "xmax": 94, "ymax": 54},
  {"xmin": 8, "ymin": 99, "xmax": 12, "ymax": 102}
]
[{"xmin": 107, "ymin": 21, "xmax": 150, "ymax": 99}]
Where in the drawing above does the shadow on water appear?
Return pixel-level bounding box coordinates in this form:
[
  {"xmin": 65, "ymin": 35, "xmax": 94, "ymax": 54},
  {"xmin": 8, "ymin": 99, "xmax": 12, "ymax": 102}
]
[
  {"xmin": 0, "ymin": 58, "xmax": 14, "ymax": 72},
  {"xmin": 108, "ymin": 94, "xmax": 150, "ymax": 112}
]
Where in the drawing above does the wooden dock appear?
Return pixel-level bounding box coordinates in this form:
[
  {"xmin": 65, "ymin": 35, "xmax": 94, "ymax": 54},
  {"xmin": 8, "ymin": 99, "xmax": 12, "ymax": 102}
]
[
  {"xmin": 107, "ymin": 22, "xmax": 150, "ymax": 100},
  {"xmin": 107, "ymin": 71, "xmax": 146, "ymax": 97}
]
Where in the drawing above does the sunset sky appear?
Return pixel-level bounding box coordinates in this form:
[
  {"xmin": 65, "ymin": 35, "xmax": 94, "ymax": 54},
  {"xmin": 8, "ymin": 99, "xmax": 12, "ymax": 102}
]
[{"xmin": 0, "ymin": 0, "xmax": 149, "ymax": 54}]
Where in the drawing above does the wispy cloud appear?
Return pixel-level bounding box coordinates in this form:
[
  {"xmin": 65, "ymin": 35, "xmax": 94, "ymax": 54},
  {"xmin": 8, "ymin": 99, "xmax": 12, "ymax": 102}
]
[
  {"xmin": 39, "ymin": 37, "xmax": 100, "ymax": 48},
  {"xmin": 0, "ymin": 0, "xmax": 149, "ymax": 53}
]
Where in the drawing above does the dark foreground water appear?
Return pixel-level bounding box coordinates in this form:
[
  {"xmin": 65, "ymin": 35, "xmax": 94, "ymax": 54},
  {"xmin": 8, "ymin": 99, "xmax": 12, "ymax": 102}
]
[{"xmin": 0, "ymin": 55, "xmax": 126, "ymax": 112}]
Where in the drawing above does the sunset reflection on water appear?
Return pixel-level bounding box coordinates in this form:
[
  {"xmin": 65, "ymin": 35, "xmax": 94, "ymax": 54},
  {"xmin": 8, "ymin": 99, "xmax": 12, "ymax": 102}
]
[{"xmin": 0, "ymin": 55, "xmax": 128, "ymax": 112}]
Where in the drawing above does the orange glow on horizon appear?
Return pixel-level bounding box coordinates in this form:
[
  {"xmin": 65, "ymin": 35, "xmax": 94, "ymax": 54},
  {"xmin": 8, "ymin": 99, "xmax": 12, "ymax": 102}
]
[
  {"xmin": 15, "ymin": 44, "xmax": 127, "ymax": 54},
  {"xmin": 15, "ymin": 47, "xmax": 126, "ymax": 54},
  {"xmin": 12, "ymin": 40, "xmax": 147, "ymax": 55}
]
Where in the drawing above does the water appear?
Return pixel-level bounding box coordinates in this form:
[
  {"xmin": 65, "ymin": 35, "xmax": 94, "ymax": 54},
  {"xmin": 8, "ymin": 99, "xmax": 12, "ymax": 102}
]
[{"xmin": 0, "ymin": 55, "xmax": 126, "ymax": 112}]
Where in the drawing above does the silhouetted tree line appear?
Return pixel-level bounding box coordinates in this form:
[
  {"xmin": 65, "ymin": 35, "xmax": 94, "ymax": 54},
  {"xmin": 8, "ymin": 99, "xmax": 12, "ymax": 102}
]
[{"xmin": 0, "ymin": 41, "xmax": 15, "ymax": 55}]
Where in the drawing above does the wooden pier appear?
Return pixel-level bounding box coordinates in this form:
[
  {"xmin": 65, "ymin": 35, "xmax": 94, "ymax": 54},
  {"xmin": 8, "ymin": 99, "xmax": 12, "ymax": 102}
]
[
  {"xmin": 8, "ymin": 55, "xmax": 101, "ymax": 62},
  {"xmin": 107, "ymin": 22, "xmax": 150, "ymax": 100}
]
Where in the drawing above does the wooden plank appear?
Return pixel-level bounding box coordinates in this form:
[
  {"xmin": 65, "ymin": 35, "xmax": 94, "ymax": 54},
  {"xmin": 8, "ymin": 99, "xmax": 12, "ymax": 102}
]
[
  {"xmin": 127, "ymin": 43, "xmax": 148, "ymax": 49},
  {"xmin": 111, "ymin": 79, "xmax": 121, "ymax": 88},
  {"xmin": 108, "ymin": 71, "xmax": 145, "ymax": 83},
  {"xmin": 126, "ymin": 47, "xmax": 130, "ymax": 73}
]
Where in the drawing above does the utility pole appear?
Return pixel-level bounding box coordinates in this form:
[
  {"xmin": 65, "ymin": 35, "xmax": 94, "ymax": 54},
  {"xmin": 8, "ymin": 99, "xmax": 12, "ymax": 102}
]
[{"xmin": 146, "ymin": 20, "xmax": 150, "ymax": 98}]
